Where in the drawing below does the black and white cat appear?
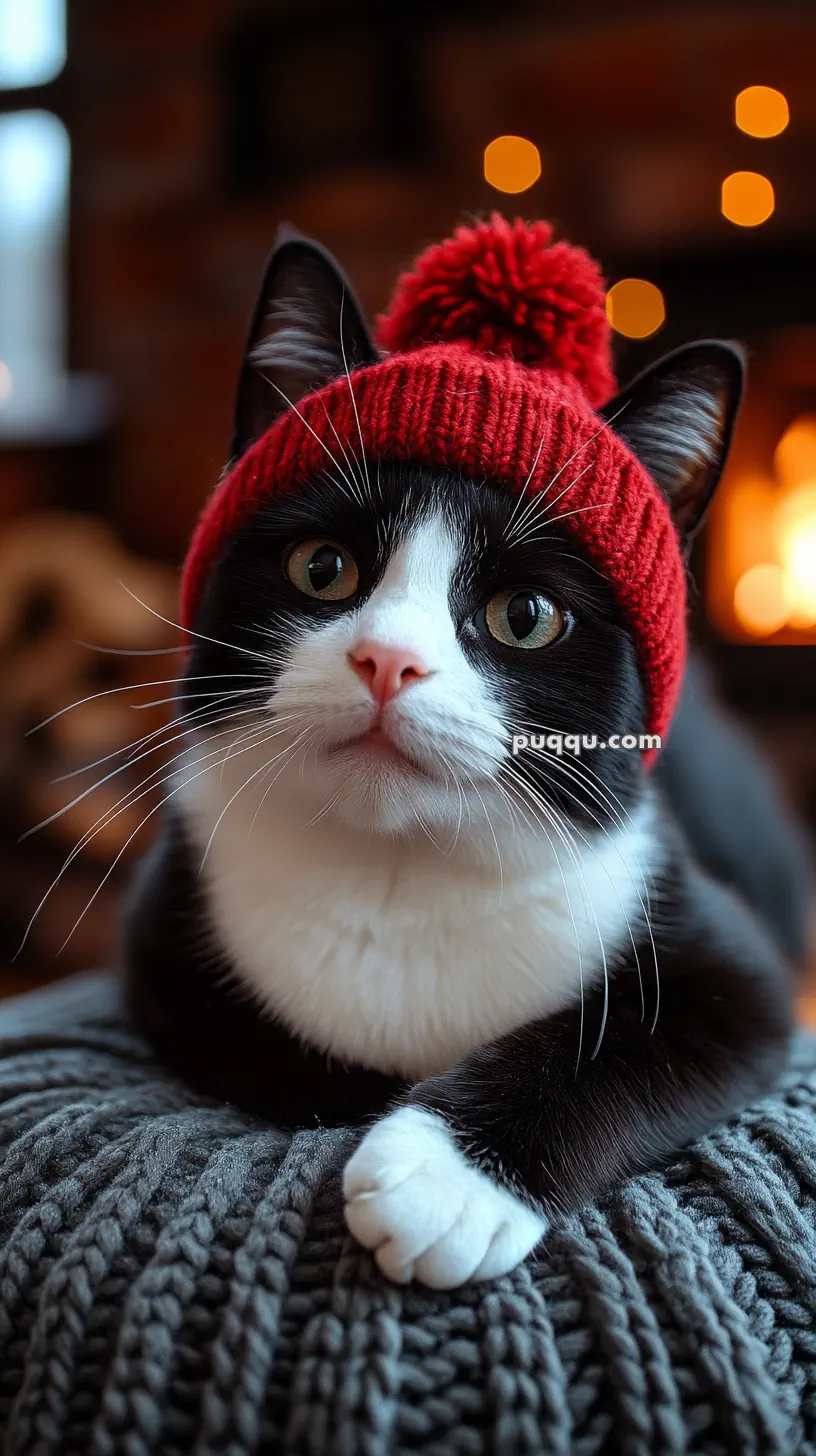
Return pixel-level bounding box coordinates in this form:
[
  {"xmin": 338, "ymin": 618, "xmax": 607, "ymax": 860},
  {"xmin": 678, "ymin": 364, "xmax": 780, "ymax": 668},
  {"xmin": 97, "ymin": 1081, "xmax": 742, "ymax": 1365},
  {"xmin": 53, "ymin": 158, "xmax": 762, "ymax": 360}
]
[{"xmin": 125, "ymin": 233, "xmax": 810, "ymax": 1289}]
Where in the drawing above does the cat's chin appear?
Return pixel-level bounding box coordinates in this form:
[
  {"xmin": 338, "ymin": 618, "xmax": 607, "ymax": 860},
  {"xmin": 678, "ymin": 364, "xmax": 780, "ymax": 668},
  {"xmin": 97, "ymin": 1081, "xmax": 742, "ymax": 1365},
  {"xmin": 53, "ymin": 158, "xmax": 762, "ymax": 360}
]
[
  {"xmin": 311, "ymin": 746, "xmax": 450, "ymax": 836},
  {"xmin": 324, "ymin": 726, "xmax": 432, "ymax": 779},
  {"xmin": 295, "ymin": 756, "xmax": 518, "ymax": 847}
]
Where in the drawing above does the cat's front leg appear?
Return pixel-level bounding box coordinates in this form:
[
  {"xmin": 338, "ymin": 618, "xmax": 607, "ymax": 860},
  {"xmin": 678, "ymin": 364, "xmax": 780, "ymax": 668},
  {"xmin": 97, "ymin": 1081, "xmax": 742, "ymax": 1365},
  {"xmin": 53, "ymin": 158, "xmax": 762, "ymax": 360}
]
[{"xmin": 344, "ymin": 879, "xmax": 793, "ymax": 1288}]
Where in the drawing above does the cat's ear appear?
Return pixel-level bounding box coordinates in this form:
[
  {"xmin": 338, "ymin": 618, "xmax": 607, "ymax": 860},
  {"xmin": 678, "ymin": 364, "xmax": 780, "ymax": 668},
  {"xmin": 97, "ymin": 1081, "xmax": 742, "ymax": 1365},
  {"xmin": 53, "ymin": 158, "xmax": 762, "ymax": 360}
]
[
  {"xmin": 601, "ymin": 341, "xmax": 745, "ymax": 540},
  {"xmin": 230, "ymin": 227, "xmax": 378, "ymax": 461}
]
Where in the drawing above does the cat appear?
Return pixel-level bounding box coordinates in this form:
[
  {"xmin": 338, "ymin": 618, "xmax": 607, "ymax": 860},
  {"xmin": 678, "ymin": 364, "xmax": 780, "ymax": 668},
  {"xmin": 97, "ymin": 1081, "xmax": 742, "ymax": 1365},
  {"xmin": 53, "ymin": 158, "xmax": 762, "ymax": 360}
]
[{"xmin": 124, "ymin": 227, "xmax": 810, "ymax": 1290}]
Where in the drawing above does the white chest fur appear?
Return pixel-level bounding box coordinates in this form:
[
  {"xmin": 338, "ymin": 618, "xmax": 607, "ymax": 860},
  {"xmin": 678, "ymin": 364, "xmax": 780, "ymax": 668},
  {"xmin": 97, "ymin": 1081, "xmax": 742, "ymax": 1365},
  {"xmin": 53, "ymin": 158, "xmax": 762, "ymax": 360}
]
[{"xmin": 178, "ymin": 770, "xmax": 658, "ymax": 1081}]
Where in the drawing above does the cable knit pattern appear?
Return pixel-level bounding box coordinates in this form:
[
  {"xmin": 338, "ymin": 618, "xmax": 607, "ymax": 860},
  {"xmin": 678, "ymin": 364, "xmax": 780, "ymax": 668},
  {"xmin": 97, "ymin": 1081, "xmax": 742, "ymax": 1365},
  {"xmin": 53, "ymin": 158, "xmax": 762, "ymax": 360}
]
[
  {"xmin": 180, "ymin": 218, "xmax": 688, "ymax": 766},
  {"xmin": 1, "ymin": 972, "xmax": 815, "ymax": 1455}
]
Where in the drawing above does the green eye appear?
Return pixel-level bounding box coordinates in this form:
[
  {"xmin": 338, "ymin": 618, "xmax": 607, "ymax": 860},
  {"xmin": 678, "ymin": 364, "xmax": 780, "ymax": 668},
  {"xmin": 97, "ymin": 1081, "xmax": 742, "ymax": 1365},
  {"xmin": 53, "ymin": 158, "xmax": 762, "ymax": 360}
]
[
  {"xmin": 285, "ymin": 539, "xmax": 359, "ymax": 601},
  {"xmin": 484, "ymin": 588, "xmax": 564, "ymax": 649}
]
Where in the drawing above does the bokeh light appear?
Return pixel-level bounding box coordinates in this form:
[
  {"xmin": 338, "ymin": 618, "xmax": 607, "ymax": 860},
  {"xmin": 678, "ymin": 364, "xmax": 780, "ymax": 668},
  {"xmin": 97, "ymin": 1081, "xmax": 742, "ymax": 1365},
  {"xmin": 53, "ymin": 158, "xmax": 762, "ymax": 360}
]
[
  {"xmin": 721, "ymin": 171, "xmax": 775, "ymax": 227},
  {"xmin": 776, "ymin": 483, "xmax": 816, "ymax": 627},
  {"xmin": 774, "ymin": 414, "xmax": 816, "ymax": 488},
  {"xmin": 0, "ymin": 360, "xmax": 11, "ymax": 406},
  {"xmin": 733, "ymin": 563, "xmax": 790, "ymax": 636},
  {"xmin": 605, "ymin": 278, "xmax": 666, "ymax": 339},
  {"xmin": 735, "ymin": 86, "xmax": 789, "ymax": 139},
  {"xmin": 483, "ymin": 135, "xmax": 541, "ymax": 194}
]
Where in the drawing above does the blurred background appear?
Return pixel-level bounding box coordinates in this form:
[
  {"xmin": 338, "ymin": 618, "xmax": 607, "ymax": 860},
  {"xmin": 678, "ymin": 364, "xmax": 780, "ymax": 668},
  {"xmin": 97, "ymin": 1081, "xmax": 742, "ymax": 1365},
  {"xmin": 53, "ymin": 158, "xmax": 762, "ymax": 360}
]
[{"xmin": 0, "ymin": 0, "xmax": 814, "ymax": 997}]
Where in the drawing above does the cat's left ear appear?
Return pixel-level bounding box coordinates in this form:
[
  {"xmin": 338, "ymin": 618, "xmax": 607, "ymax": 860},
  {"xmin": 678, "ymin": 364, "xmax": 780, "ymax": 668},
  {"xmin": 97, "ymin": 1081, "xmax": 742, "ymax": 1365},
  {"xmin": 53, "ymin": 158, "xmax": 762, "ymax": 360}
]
[
  {"xmin": 230, "ymin": 227, "xmax": 379, "ymax": 462},
  {"xmin": 601, "ymin": 341, "xmax": 745, "ymax": 541}
]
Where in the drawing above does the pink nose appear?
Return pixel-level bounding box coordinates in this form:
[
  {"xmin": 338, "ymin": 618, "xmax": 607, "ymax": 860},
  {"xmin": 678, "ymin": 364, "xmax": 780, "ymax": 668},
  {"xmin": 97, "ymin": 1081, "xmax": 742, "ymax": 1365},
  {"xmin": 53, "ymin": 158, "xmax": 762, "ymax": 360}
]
[{"xmin": 348, "ymin": 640, "xmax": 431, "ymax": 705}]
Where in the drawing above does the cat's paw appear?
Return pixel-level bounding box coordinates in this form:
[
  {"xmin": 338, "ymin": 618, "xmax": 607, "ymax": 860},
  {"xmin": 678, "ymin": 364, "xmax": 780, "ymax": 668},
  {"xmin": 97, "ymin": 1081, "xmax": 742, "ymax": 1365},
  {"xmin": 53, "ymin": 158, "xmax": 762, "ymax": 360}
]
[{"xmin": 343, "ymin": 1106, "xmax": 546, "ymax": 1289}]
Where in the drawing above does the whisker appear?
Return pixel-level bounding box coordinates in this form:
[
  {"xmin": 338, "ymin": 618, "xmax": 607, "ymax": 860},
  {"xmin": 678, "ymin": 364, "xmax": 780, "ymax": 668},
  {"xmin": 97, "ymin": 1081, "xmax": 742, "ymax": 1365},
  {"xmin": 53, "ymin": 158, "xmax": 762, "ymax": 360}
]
[
  {"xmin": 14, "ymin": 719, "xmax": 276, "ymax": 960},
  {"xmin": 22, "ymin": 702, "xmax": 276, "ymax": 842},
  {"xmin": 117, "ymin": 582, "xmax": 274, "ymax": 666},
  {"xmin": 462, "ymin": 769, "xmax": 504, "ymax": 900},
  {"xmin": 75, "ymin": 641, "xmax": 186, "ymax": 657},
  {"xmin": 132, "ymin": 684, "xmax": 270, "ymax": 711},
  {"xmin": 520, "ymin": 753, "xmax": 651, "ymax": 1026},
  {"xmin": 203, "ymin": 725, "xmax": 313, "ymax": 865},
  {"xmin": 317, "ymin": 397, "xmax": 366, "ymax": 509},
  {"xmin": 499, "ymin": 771, "xmax": 587, "ymax": 1069},
  {"xmin": 302, "ymin": 788, "xmax": 343, "ymax": 830},
  {"xmin": 511, "ymin": 460, "xmax": 596, "ymax": 547},
  {"xmin": 537, "ymin": 501, "xmax": 613, "ymax": 531},
  {"xmin": 249, "ymin": 723, "xmax": 320, "ymax": 829},
  {"xmin": 339, "ymin": 288, "xmax": 373, "ymax": 507},
  {"xmin": 53, "ymin": 696, "xmax": 239, "ymax": 782},
  {"xmin": 27, "ymin": 670, "xmax": 265, "ymax": 737},
  {"xmin": 509, "ymin": 719, "xmax": 654, "ymax": 860},
  {"xmin": 53, "ymin": 725, "xmax": 292, "ymax": 956},
  {"xmin": 503, "ymin": 429, "xmax": 550, "ymax": 540},
  {"xmin": 504, "ymin": 763, "xmax": 611, "ymax": 1064},
  {"xmin": 256, "ymin": 369, "xmax": 362, "ymax": 500},
  {"xmin": 507, "ymin": 400, "xmax": 629, "ymax": 544}
]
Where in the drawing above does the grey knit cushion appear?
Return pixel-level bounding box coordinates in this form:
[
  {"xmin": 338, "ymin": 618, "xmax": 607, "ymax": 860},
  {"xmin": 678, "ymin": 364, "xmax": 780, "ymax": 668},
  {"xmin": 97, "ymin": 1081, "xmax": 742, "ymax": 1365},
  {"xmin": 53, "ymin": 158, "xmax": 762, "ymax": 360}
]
[{"xmin": 1, "ymin": 973, "xmax": 815, "ymax": 1456}]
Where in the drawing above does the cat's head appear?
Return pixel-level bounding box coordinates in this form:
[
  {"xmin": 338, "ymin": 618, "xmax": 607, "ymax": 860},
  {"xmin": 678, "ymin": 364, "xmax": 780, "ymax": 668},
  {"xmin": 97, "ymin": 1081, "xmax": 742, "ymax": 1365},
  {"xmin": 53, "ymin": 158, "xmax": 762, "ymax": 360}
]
[{"xmin": 181, "ymin": 220, "xmax": 742, "ymax": 848}]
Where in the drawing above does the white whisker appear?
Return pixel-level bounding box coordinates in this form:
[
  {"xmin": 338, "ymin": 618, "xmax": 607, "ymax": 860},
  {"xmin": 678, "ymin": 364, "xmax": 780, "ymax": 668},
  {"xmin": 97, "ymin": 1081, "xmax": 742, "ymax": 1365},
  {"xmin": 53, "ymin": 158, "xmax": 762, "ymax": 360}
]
[
  {"xmin": 507, "ymin": 401, "xmax": 629, "ymax": 544},
  {"xmin": 14, "ymin": 717, "xmax": 279, "ymax": 960},
  {"xmin": 256, "ymin": 369, "xmax": 362, "ymax": 500},
  {"xmin": 25, "ymin": 670, "xmax": 265, "ymax": 737},
  {"xmin": 204, "ymin": 726, "xmax": 314, "ymax": 863},
  {"xmin": 75, "ymin": 640, "xmax": 186, "ymax": 657},
  {"xmin": 117, "ymin": 582, "xmax": 273, "ymax": 666},
  {"xmin": 339, "ymin": 287, "xmax": 374, "ymax": 509}
]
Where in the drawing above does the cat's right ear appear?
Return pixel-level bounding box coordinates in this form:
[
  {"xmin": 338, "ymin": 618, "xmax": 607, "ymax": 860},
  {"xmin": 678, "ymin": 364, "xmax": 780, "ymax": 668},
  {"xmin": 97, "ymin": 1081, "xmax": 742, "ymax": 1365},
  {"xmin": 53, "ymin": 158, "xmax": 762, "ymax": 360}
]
[{"xmin": 230, "ymin": 228, "xmax": 378, "ymax": 462}]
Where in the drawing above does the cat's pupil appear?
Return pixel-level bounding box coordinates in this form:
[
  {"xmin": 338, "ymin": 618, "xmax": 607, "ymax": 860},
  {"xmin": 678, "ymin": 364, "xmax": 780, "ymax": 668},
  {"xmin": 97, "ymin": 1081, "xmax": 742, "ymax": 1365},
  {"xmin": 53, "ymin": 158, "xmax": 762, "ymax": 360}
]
[
  {"xmin": 308, "ymin": 546, "xmax": 342, "ymax": 591},
  {"xmin": 507, "ymin": 592, "xmax": 539, "ymax": 640}
]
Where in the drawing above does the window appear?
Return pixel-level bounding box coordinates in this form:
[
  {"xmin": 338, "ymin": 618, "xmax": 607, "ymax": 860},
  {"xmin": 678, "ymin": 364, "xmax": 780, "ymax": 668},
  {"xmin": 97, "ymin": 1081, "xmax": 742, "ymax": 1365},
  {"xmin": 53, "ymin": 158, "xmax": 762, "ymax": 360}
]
[
  {"xmin": 0, "ymin": 0, "xmax": 66, "ymax": 89},
  {"xmin": 0, "ymin": 0, "xmax": 68, "ymax": 432}
]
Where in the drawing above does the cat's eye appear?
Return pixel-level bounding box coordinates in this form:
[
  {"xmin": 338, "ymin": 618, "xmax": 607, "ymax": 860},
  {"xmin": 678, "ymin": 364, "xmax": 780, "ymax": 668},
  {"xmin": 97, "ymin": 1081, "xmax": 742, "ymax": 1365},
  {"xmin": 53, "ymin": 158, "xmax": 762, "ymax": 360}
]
[
  {"xmin": 482, "ymin": 588, "xmax": 564, "ymax": 649},
  {"xmin": 285, "ymin": 539, "xmax": 359, "ymax": 601}
]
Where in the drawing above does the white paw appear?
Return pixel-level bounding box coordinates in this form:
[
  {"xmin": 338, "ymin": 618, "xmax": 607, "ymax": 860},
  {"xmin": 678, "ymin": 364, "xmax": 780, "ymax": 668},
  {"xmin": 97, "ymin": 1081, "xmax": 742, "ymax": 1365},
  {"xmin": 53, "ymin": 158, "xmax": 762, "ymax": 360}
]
[{"xmin": 343, "ymin": 1106, "xmax": 547, "ymax": 1289}]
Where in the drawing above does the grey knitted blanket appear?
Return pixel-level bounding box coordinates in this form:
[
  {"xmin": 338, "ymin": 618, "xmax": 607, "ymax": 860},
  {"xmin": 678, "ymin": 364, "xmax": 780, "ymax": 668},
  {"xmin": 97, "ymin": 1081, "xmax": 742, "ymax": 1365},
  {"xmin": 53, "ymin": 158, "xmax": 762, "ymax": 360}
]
[{"xmin": 1, "ymin": 973, "xmax": 815, "ymax": 1456}]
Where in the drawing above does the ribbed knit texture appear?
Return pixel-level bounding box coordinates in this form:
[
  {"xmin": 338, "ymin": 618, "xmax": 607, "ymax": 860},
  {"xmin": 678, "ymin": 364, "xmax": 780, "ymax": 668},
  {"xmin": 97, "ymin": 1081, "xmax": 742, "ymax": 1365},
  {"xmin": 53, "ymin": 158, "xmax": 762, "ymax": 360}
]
[{"xmin": 2, "ymin": 971, "xmax": 816, "ymax": 1455}]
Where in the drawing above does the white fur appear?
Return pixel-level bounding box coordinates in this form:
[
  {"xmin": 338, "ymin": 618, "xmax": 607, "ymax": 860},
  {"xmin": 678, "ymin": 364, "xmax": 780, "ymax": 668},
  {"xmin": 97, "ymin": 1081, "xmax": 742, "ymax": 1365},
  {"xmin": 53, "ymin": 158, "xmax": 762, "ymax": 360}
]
[
  {"xmin": 178, "ymin": 511, "xmax": 660, "ymax": 1082},
  {"xmin": 343, "ymin": 1107, "xmax": 547, "ymax": 1288},
  {"xmin": 182, "ymin": 771, "xmax": 656, "ymax": 1081}
]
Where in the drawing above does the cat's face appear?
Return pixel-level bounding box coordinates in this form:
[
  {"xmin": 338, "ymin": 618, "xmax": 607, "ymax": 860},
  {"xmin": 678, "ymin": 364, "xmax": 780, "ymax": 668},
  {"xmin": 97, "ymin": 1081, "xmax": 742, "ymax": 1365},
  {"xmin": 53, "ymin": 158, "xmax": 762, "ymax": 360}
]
[{"xmin": 186, "ymin": 462, "xmax": 645, "ymax": 842}]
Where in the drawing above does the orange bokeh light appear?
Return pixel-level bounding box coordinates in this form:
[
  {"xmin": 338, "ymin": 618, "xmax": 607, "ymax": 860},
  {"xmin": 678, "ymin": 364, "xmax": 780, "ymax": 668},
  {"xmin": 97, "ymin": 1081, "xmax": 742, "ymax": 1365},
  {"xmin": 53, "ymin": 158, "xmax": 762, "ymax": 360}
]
[
  {"xmin": 483, "ymin": 135, "xmax": 542, "ymax": 194},
  {"xmin": 735, "ymin": 86, "xmax": 789, "ymax": 139},
  {"xmin": 733, "ymin": 563, "xmax": 790, "ymax": 636},
  {"xmin": 605, "ymin": 279, "xmax": 665, "ymax": 339},
  {"xmin": 776, "ymin": 483, "xmax": 816, "ymax": 627},
  {"xmin": 774, "ymin": 414, "xmax": 816, "ymax": 488},
  {"xmin": 721, "ymin": 171, "xmax": 775, "ymax": 227}
]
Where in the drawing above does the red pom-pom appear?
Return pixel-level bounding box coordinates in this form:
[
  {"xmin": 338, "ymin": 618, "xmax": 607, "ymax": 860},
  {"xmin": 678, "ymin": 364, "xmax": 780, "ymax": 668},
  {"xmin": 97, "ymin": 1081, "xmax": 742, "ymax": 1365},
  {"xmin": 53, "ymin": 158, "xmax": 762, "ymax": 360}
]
[{"xmin": 376, "ymin": 213, "xmax": 615, "ymax": 407}]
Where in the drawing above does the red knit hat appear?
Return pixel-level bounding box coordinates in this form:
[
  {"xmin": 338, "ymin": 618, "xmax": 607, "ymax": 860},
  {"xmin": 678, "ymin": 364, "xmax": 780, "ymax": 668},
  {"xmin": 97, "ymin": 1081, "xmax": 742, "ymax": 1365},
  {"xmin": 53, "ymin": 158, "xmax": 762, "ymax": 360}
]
[{"xmin": 182, "ymin": 215, "xmax": 686, "ymax": 763}]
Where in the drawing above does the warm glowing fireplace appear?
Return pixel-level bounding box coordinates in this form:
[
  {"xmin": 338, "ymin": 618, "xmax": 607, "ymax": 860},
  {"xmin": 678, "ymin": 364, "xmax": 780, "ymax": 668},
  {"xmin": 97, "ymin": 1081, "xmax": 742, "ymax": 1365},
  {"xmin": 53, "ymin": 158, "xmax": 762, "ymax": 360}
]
[{"xmin": 707, "ymin": 336, "xmax": 816, "ymax": 646}]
